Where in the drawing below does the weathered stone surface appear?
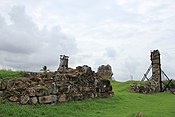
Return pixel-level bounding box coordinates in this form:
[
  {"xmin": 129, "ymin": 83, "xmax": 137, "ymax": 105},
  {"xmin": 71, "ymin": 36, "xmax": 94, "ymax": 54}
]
[
  {"xmin": 82, "ymin": 65, "xmax": 94, "ymax": 75},
  {"xmin": 1, "ymin": 80, "xmax": 7, "ymax": 90},
  {"xmin": 48, "ymin": 82, "xmax": 58, "ymax": 94},
  {"xmin": 97, "ymin": 64, "xmax": 113, "ymax": 79},
  {"xmin": 0, "ymin": 64, "xmax": 113, "ymax": 104},
  {"xmin": 24, "ymin": 72, "xmax": 38, "ymax": 78},
  {"xmin": 58, "ymin": 55, "xmax": 69, "ymax": 72},
  {"xmin": 130, "ymin": 82, "xmax": 152, "ymax": 94},
  {"xmin": 72, "ymin": 93, "xmax": 83, "ymax": 101},
  {"xmin": 75, "ymin": 65, "xmax": 93, "ymax": 75},
  {"xmin": 35, "ymin": 86, "xmax": 49, "ymax": 96},
  {"xmin": 20, "ymin": 95, "xmax": 30, "ymax": 104},
  {"xmin": 27, "ymin": 87, "xmax": 36, "ymax": 96},
  {"xmin": 58, "ymin": 94, "xmax": 67, "ymax": 102},
  {"xmin": 9, "ymin": 96, "xmax": 18, "ymax": 102},
  {"xmin": 39, "ymin": 95, "xmax": 57, "ymax": 104},
  {"xmin": 0, "ymin": 91, "xmax": 3, "ymax": 97},
  {"xmin": 30, "ymin": 97, "xmax": 38, "ymax": 104},
  {"xmin": 150, "ymin": 50, "xmax": 162, "ymax": 92}
]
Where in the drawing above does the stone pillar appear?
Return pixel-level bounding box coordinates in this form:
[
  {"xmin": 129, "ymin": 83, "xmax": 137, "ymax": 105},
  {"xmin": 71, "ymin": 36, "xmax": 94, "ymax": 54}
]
[
  {"xmin": 58, "ymin": 55, "xmax": 69, "ymax": 72},
  {"xmin": 97, "ymin": 64, "xmax": 113, "ymax": 80},
  {"xmin": 150, "ymin": 50, "xmax": 162, "ymax": 92}
]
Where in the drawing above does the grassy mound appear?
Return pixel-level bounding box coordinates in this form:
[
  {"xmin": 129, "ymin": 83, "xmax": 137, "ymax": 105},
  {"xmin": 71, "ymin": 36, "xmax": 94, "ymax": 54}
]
[{"xmin": 0, "ymin": 70, "xmax": 175, "ymax": 117}]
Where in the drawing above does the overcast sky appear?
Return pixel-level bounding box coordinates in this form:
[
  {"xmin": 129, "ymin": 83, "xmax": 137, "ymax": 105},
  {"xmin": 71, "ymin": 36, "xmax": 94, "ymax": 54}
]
[{"xmin": 0, "ymin": 0, "xmax": 175, "ymax": 81}]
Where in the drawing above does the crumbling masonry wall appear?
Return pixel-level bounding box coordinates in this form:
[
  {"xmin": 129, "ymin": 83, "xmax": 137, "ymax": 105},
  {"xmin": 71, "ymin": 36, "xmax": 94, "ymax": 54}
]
[
  {"xmin": 0, "ymin": 65, "xmax": 113, "ymax": 104},
  {"xmin": 130, "ymin": 50, "xmax": 162, "ymax": 93}
]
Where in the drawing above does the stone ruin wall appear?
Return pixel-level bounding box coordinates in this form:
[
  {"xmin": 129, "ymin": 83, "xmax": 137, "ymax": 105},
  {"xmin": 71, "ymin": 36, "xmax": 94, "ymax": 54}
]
[
  {"xmin": 0, "ymin": 65, "xmax": 113, "ymax": 104},
  {"xmin": 130, "ymin": 50, "xmax": 163, "ymax": 93}
]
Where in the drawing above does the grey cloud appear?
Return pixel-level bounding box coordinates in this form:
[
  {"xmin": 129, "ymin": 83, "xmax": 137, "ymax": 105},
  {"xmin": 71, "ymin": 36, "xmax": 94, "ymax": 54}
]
[
  {"xmin": 105, "ymin": 47, "xmax": 117, "ymax": 59},
  {"xmin": 0, "ymin": 16, "xmax": 5, "ymax": 27},
  {"xmin": 9, "ymin": 6, "xmax": 38, "ymax": 30},
  {"xmin": 0, "ymin": 1, "xmax": 175, "ymax": 81},
  {"xmin": 0, "ymin": 6, "xmax": 77, "ymax": 71}
]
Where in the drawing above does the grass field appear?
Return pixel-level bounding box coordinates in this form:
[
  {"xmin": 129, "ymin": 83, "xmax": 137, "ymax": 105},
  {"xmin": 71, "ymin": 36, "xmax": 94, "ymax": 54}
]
[
  {"xmin": 0, "ymin": 70, "xmax": 25, "ymax": 80},
  {"xmin": 0, "ymin": 70, "xmax": 175, "ymax": 117}
]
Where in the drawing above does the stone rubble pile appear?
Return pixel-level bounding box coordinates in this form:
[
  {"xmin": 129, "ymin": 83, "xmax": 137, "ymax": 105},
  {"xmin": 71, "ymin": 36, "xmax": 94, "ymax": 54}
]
[
  {"xmin": 0, "ymin": 65, "xmax": 113, "ymax": 104},
  {"xmin": 129, "ymin": 81, "xmax": 159, "ymax": 94},
  {"xmin": 130, "ymin": 80, "xmax": 175, "ymax": 94}
]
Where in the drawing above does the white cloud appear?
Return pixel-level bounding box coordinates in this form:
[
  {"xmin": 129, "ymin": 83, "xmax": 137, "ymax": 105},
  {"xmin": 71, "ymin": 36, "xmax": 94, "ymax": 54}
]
[
  {"xmin": 0, "ymin": 1, "xmax": 175, "ymax": 81},
  {"xmin": 0, "ymin": 5, "xmax": 77, "ymax": 71}
]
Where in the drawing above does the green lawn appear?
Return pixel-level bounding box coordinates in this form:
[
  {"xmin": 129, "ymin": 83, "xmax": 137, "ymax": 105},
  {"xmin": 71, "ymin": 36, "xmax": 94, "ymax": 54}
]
[{"xmin": 0, "ymin": 70, "xmax": 175, "ymax": 117}]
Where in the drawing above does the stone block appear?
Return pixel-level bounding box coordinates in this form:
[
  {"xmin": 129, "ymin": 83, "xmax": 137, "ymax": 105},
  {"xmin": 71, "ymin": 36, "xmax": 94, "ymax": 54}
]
[
  {"xmin": 58, "ymin": 94, "xmax": 67, "ymax": 102},
  {"xmin": 97, "ymin": 93, "xmax": 109, "ymax": 98},
  {"xmin": 27, "ymin": 87, "xmax": 36, "ymax": 96},
  {"xmin": 30, "ymin": 97, "xmax": 38, "ymax": 104},
  {"xmin": 20, "ymin": 95, "xmax": 30, "ymax": 104},
  {"xmin": 1, "ymin": 80, "xmax": 7, "ymax": 90},
  {"xmin": 9, "ymin": 96, "xmax": 18, "ymax": 102},
  {"xmin": 35, "ymin": 86, "xmax": 48, "ymax": 96},
  {"xmin": 48, "ymin": 82, "xmax": 58, "ymax": 94},
  {"xmin": 84, "ymin": 87, "xmax": 90, "ymax": 91},
  {"xmin": 39, "ymin": 95, "xmax": 57, "ymax": 104},
  {"xmin": 72, "ymin": 93, "xmax": 83, "ymax": 101}
]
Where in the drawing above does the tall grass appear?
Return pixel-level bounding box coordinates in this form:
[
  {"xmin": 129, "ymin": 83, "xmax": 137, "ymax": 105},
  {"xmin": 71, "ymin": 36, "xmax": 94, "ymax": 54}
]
[{"xmin": 0, "ymin": 70, "xmax": 175, "ymax": 117}]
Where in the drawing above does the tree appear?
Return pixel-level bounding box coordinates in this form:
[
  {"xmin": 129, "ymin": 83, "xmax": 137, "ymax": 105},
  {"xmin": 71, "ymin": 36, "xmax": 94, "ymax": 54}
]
[{"xmin": 40, "ymin": 66, "xmax": 49, "ymax": 73}]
